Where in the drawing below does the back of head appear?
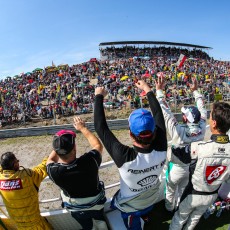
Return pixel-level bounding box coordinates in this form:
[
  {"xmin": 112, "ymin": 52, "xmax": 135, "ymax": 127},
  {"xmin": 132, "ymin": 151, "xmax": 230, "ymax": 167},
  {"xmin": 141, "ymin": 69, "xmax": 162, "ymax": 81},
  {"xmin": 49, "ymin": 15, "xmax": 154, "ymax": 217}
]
[
  {"xmin": 212, "ymin": 102, "xmax": 230, "ymax": 133},
  {"xmin": 181, "ymin": 106, "xmax": 201, "ymax": 124},
  {"xmin": 129, "ymin": 108, "xmax": 155, "ymax": 145},
  {"xmin": 1, "ymin": 152, "xmax": 16, "ymax": 170},
  {"xmin": 53, "ymin": 130, "xmax": 76, "ymax": 157}
]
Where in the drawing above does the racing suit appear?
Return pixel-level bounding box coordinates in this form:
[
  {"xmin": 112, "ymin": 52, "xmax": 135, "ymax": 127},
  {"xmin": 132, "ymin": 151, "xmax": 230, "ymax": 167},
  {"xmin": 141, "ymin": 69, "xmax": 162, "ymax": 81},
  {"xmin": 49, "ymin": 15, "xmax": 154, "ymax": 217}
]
[
  {"xmin": 156, "ymin": 89, "xmax": 207, "ymax": 211},
  {"xmin": 0, "ymin": 157, "xmax": 52, "ymax": 230},
  {"xmin": 169, "ymin": 134, "xmax": 230, "ymax": 230}
]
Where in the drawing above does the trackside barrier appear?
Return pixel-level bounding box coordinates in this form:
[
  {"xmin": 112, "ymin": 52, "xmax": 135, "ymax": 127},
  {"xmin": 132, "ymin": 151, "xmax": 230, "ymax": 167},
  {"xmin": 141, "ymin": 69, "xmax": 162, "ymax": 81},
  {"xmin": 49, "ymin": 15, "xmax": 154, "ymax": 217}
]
[{"xmin": 0, "ymin": 111, "xmax": 211, "ymax": 138}]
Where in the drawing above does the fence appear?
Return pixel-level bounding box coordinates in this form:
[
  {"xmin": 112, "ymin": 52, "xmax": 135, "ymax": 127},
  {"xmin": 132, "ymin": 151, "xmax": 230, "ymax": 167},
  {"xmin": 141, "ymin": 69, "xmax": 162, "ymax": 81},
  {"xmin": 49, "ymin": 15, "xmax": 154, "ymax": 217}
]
[{"xmin": 0, "ymin": 111, "xmax": 210, "ymax": 139}]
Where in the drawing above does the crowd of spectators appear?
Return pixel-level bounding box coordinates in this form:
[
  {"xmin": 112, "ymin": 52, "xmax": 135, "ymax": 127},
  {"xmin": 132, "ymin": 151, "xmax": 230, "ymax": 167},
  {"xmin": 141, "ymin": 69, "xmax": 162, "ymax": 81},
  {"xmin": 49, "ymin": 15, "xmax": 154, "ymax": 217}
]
[{"xmin": 0, "ymin": 46, "xmax": 229, "ymax": 127}]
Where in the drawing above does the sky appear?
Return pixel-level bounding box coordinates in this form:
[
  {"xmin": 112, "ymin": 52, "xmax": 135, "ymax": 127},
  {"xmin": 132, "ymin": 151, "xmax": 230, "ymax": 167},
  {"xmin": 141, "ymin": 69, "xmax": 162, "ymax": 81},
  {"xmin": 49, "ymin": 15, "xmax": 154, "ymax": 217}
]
[{"xmin": 0, "ymin": 0, "xmax": 230, "ymax": 79}]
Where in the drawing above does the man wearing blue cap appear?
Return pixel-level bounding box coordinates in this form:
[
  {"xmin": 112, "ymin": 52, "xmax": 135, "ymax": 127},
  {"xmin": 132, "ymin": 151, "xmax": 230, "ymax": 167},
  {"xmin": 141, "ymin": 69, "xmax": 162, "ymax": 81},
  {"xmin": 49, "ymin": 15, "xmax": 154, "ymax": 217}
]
[{"xmin": 94, "ymin": 80, "xmax": 167, "ymax": 230}]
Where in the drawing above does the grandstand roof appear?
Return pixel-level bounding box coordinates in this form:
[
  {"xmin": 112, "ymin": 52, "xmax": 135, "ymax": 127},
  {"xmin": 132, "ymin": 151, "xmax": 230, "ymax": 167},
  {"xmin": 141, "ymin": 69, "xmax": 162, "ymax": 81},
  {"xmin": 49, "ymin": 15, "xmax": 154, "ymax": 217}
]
[{"xmin": 99, "ymin": 41, "xmax": 212, "ymax": 49}]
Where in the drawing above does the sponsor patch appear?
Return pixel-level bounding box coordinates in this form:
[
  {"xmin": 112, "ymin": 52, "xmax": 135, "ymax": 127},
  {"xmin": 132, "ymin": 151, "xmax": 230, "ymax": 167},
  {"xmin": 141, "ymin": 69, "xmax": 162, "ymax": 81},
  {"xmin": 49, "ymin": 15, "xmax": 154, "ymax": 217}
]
[
  {"xmin": 218, "ymin": 148, "xmax": 225, "ymax": 153},
  {"xmin": 0, "ymin": 179, "xmax": 23, "ymax": 190},
  {"xmin": 205, "ymin": 165, "xmax": 227, "ymax": 184},
  {"xmin": 137, "ymin": 175, "xmax": 157, "ymax": 187},
  {"xmin": 216, "ymin": 136, "xmax": 228, "ymax": 143}
]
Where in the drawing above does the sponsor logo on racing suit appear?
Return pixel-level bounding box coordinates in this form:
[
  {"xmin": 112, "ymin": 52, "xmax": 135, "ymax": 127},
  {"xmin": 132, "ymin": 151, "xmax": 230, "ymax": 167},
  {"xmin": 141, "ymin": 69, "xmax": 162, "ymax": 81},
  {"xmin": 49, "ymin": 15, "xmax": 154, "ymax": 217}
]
[
  {"xmin": 205, "ymin": 165, "xmax": 227, "ymax": 184},
  {"xmin": 0, "ymin": 179, "xmax": 23, "ymax": 190}
]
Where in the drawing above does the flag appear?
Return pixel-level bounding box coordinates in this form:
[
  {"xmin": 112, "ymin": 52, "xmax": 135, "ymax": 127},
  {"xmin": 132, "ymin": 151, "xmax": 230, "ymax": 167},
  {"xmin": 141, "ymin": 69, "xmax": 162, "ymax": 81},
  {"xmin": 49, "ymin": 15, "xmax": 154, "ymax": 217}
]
[{"xmin": 176, "ymin": 54, "xmax": 187, "ymax": 68}]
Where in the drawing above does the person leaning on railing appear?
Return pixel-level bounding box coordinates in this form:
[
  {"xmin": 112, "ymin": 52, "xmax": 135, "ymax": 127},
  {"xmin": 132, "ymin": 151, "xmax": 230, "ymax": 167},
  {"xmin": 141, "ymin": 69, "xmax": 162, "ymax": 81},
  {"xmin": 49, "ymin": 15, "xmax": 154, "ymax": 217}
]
[
  {"xmin": 94, "ymin": 80, "xmax": 167, "ymax": 230},
  {"xmin": 46, "ymin": 117, "xmax": 108, "ymax": 230},
  {"xmin": 0, "ymin": 152, "xmax": 52, "ymax": 230}
]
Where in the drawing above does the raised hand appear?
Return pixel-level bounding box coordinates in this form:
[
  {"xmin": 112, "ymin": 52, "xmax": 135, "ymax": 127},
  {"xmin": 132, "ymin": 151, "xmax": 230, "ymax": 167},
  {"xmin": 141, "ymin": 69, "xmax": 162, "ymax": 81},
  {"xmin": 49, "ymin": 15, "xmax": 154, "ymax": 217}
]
[
  {"xmin": 95, "ymin": 86, "xmax": 108, "ymax": 97},
  {"xmin": 135, "ymin": 80, "xmax": 151, "ymax": 93},
  {"xmin": 154, "ymin": 74, "xmax": 165, "ymax": 91},
  {"xmin": 73, "ymin": 116, "xmax": 85, "ymax": 131},
  {"xmin": 190, "ymin": 77, "xmax": 198, "ymax": 92}
]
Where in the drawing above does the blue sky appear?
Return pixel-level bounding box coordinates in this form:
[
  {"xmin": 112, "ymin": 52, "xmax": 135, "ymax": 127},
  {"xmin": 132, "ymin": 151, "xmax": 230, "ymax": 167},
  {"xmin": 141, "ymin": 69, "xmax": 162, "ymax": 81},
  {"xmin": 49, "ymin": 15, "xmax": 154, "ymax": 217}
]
[{"xmin": 0, "ymin": 0, "xmax": 230, "ymax": 78}]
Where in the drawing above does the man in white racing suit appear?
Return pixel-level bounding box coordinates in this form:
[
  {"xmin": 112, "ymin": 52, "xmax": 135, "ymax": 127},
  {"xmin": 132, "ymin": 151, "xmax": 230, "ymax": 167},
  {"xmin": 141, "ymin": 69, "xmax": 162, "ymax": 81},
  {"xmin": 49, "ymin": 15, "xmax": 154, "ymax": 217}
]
[
  {"xmin": 169, "ymin": 101, "xmax": 230, "ymax": 230},
  {"xmin": 156, "ymin": 75, "xmax": 207, "ymax": 211}
]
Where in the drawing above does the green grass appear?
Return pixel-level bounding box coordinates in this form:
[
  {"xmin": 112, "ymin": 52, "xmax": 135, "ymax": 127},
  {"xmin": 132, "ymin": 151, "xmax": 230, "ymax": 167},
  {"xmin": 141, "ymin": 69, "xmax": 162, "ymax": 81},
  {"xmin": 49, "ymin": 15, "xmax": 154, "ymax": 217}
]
[{"xmin": 144, "ymin": 200, "xmax": 229, "ymax": 230}]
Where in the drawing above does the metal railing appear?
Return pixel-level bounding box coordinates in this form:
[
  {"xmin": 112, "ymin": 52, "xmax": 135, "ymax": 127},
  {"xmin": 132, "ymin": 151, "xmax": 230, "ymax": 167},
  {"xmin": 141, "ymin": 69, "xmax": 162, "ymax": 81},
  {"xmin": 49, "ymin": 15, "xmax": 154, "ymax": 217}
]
[{"xmin": 0, "ymin": 112, "xmax": 210, "ymax": 139}]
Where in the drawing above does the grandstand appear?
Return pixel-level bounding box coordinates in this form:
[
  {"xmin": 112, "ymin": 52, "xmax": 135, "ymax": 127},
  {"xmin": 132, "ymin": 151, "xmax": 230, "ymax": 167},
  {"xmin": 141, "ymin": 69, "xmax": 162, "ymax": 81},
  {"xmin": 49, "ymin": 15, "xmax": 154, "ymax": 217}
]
[{"xmin": 99, "ymin": 41, "xmax": 212, "ymax": 60}]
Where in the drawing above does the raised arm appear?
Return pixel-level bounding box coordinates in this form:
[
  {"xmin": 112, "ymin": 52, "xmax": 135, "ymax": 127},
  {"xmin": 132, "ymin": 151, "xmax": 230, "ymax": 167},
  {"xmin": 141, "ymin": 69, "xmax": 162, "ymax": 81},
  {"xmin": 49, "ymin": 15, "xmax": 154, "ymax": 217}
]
[
  {"xmin": 135, "ymin": 80, "xmax": 167, "ymax": 151},
  {"xmin": 94, "ymin": 87, "xmax": 130, "ymax": 167},
  {"xmin": 191, "ymin": 78, "xmax": 207, "ymax": 122},
  {"xmin": 73, "ymin": 116, "xmax": 103, "ymax": 154},
  {"xmin": 155, "ymin": 76, "xmax": 182, "ymax": 140},
  {"xmin": 46, "ymin": 150, "xmax": 59, "ymax": 165},
  {"xmin": 32, "ymin": 157, "xmax": 48, "ymax": 188}
]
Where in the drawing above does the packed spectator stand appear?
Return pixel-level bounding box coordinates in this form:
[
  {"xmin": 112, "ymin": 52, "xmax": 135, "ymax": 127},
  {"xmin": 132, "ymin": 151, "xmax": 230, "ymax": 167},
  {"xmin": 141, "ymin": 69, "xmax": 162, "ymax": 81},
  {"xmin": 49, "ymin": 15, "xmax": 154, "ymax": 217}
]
[
  {"xmin": 99, "ymin": 41, "xmax": 212, "ymax": 60},
  {"xmin": 0, "ymin": 42, "xmax": 229, "ymax": 128}
]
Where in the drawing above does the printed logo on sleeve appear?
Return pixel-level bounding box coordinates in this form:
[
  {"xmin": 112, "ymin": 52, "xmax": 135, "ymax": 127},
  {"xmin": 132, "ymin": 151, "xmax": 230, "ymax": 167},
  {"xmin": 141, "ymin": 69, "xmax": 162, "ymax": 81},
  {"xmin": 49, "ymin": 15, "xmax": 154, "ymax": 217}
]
[
  {"xmin": 0, "ymin": 179, "xmax": 23, "ymax": 190},
  {"xmin": 205, "ymin": 165, "xmax": 227, "ymax": 184}
]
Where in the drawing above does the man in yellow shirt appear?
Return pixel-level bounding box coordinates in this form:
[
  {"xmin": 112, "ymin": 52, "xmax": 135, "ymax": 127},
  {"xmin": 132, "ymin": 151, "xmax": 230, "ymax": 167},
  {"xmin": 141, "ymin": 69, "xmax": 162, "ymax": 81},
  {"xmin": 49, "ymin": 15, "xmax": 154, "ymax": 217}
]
[{"xmin": 0, "ymin": 152, "xmax": 52, "ymax": 230}]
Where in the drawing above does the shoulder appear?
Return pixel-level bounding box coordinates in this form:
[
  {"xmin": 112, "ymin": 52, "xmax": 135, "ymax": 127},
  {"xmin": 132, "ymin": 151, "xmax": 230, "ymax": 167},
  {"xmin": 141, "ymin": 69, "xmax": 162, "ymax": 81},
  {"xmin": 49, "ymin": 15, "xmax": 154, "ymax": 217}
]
[
  {"xmin": 191, "ymin": 140, "xmax": 210, "ymax": 149},
  {"xmin": 15, "ymin": 168, "xmax": 33, "ymax": 177},
  {"xmin": 113, "ymin": 146, "xmax": 137, "ymax": 168},
  {"xmin": 46, "ymin": 162, "xmax": 60, "ymax": 171},
  {"xmin": 81, "ymin": 149, "xmax": 102, "ymax": 166},
  {"xmin": 195, "ymin": 140, "xmax": 213, "ymax": 146},
  {"xmin": 82, "ymin": 149, "xmax": 101, "ymax": 159},
  {"xmin": 191, "ymin": 140, "xmax": 213, "ymax": 158}
]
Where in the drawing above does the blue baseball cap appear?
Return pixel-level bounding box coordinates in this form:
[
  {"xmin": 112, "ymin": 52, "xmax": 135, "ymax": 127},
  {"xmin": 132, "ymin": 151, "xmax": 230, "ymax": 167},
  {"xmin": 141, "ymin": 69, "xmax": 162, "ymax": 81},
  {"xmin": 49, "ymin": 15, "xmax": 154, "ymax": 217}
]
[{"xmin": 128, "ymin": 108, "xmax": 155, "ymax": 136}]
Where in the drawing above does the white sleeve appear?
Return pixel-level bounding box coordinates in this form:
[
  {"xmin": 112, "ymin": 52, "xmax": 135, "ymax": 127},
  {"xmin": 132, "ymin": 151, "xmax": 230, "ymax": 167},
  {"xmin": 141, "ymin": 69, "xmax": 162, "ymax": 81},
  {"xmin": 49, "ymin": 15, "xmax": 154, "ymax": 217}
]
[
  {"xmin": 156, "ymin": 89, "xmax": 184, "ymax": 142},
  {"xmin": 193, "ymin": 90, "xmax": 207, "ymax": 121}
]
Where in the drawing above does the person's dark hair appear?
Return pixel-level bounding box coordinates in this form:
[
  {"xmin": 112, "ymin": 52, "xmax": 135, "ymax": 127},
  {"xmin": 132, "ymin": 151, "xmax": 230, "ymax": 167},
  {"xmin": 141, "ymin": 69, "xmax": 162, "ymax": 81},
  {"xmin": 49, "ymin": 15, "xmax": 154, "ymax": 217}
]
[
  {"xmin": 0, "ymin": 152, "xmax": 16, "ymax": 170},
  {"xmin": 212, "ymin": 102, "xmax": 230, "ymax": 133},
  {"xmin": 130, "ymin": 130, "xmax": 155, "ymax": 145}
]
